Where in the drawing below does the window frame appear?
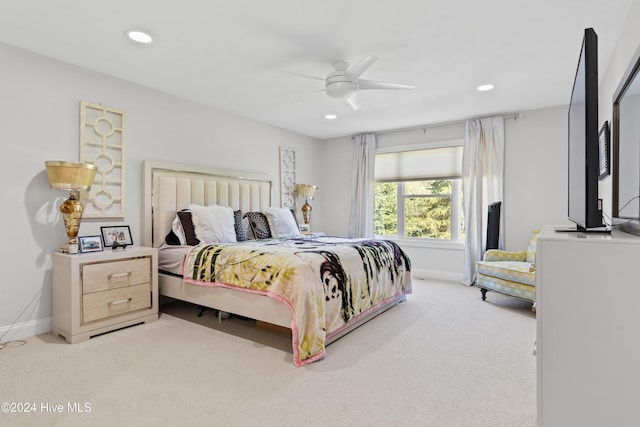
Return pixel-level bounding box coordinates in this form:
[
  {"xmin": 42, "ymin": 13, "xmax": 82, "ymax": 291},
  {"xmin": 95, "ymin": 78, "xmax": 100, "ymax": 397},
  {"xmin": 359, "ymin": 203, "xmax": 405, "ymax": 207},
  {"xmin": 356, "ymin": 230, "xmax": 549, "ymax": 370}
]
[{"xmin": 374, "ymin": 139, "xmax": 464, "ymax": 244}]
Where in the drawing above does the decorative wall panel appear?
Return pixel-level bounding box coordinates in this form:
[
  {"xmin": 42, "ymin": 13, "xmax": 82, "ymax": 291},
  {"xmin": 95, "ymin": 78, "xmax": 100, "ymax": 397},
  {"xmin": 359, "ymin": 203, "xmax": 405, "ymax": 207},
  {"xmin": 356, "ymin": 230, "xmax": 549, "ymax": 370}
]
[
  {"xmin": 80, "ymin": 101, "xmax": 126, "ymax": 218},
  {"xmin": 279, "ymin": 146, "xmax": 296, "ymax": 209}
]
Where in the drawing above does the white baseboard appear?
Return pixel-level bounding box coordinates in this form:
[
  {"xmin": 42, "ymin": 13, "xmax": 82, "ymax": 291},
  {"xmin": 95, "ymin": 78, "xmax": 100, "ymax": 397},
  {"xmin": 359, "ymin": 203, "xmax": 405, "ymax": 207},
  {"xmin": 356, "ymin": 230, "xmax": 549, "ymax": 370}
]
[
  {"xmin": 0, "ymin": 317, "xmax": 51, "ymax": 342},
  {"xmin": 411, "ymin": 268, "xmax": 461, "ymax": 282}
]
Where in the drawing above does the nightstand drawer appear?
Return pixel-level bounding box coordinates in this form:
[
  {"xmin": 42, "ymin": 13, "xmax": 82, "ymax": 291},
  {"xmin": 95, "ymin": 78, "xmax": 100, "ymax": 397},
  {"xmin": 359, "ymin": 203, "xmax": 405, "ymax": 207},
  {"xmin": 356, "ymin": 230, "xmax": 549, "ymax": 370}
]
[
  {"xmin": 82, "ymin": 283, "xmax": 151, "ymax": 324},
  {"xmin": 82, "ymin": 257, "xmax": 151, "ymax": 294}
]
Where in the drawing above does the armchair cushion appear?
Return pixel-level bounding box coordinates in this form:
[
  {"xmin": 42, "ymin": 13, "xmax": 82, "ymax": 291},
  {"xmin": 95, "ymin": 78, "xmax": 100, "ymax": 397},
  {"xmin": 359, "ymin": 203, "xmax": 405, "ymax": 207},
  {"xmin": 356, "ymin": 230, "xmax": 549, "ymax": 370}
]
[{"xmin": 477, "ymin": 260, "xmax": 536, "ymax": 286}]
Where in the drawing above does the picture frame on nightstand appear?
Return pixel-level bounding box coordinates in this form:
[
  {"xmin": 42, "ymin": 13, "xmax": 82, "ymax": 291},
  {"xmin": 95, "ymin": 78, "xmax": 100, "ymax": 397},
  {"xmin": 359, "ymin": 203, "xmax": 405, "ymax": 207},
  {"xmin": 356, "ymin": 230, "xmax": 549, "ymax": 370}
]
[
  {"xmin": 78, "ymin": 235, "xmax": 103, "ymax": 253},
  {"xmin": 101, "ymin": 225, "xmax": 133, "ymax": 248}
]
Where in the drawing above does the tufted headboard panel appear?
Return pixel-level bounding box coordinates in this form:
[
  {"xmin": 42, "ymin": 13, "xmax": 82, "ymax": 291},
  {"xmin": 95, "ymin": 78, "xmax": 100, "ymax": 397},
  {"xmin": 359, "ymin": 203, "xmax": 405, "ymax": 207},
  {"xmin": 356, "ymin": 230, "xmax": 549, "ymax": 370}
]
[{"xmin": 142, "ymin": 161, "xmax": 272, "ymax": 248}]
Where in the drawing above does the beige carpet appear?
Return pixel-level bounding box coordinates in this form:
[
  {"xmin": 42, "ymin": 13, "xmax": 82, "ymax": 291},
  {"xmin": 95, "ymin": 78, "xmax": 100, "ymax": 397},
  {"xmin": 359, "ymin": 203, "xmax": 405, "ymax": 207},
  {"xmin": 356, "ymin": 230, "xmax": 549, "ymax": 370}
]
[{"xmin": 1, "ymin": 279, "xmax": 536, "ymax": 427}]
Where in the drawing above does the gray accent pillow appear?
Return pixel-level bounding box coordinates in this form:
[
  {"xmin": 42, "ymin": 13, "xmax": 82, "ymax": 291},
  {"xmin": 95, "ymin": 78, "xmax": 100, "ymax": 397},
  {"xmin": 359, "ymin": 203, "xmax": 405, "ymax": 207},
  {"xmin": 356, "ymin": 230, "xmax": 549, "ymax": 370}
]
[
  {"xmin": 243, "ymin": 212, "xmax": 272, "ymax": 239},
  {"xmin": 234, "ymin": 210, "xmax": 248, "ymax": 242}
]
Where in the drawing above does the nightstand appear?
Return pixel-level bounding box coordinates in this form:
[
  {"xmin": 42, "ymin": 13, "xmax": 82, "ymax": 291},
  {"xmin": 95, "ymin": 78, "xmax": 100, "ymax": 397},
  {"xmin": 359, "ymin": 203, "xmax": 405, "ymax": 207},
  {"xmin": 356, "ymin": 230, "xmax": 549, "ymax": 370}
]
[{"xmin": 51, "ymin": 246, "xmax": 158, "ymax": 343}]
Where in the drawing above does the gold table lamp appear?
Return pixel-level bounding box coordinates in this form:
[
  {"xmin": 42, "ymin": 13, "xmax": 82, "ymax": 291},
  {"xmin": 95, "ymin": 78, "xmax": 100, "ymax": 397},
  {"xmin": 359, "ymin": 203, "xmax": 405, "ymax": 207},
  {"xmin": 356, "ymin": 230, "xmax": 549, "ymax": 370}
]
[
  {"xmin": 45, "ymin": 161, "xmax": 97, "ymax": 253},
  {"xmin": 296, "ymin": 183, "xmax": 318, "ymax": 227}
]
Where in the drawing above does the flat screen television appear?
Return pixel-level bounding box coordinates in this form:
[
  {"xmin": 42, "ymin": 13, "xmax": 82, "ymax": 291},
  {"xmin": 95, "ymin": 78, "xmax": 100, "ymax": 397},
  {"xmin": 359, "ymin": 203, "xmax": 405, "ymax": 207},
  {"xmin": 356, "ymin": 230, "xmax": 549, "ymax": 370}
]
[{"xmin": 560, "ymin": 27, "xmax": 609, "ymax": 232}]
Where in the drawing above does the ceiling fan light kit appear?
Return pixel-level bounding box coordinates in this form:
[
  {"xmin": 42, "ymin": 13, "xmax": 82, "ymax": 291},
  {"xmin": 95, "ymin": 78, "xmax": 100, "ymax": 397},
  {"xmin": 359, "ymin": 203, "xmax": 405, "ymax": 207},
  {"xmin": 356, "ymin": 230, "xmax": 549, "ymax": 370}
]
[{"xmin": 325, "ymin": 80, "xmax": 358, "ymax": 99}]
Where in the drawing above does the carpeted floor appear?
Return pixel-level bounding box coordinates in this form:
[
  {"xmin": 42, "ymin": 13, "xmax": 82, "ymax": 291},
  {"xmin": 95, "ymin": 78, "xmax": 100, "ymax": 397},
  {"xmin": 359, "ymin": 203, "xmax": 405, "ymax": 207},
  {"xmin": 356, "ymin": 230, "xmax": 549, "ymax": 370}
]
[{"xmin": 1, "ymin": 279, "xmax": 536, "ymax": 426}]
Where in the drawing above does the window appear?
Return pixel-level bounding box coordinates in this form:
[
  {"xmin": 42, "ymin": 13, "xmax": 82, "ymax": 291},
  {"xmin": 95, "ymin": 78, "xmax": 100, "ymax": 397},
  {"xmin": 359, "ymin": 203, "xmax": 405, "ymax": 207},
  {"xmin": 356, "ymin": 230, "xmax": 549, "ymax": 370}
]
[{"xmin": 374, "ymin": 142, "xmax": 464, "ymax": 241}]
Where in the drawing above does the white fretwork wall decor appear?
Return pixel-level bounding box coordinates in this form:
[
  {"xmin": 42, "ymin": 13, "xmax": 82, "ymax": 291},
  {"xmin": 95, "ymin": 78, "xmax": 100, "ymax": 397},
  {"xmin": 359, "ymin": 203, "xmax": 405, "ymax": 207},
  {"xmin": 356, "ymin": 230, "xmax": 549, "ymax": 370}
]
[
  {"xmin": 279, "ymin": 146, "xmax": 296, "ymax": 209},
  {"xmin": 80, "ymin": 101, "xmax": 126, "ymax": 218}
]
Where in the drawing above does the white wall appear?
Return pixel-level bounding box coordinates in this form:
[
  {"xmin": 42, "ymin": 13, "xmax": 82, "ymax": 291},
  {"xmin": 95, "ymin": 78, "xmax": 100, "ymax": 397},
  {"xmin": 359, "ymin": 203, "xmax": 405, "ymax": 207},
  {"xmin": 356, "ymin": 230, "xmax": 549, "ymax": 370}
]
[
  {"xmin": 503, "ymin": 107, "xmax": 569, "ymax": 249},
  {"xmin": 0, "ymin": 42, "xmax": 321, "ymax": 340},
  {"xmin": 320, "ymin": 106, "xmax": 570, "ymax": 280}
]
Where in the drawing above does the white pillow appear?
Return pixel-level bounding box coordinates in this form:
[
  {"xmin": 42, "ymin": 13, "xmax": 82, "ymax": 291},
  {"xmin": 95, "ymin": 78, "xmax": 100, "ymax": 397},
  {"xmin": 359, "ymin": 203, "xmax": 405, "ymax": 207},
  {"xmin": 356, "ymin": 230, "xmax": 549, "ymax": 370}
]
[
  {"xmin": 188, "ymin": 204, "xmax": 237, "ymax": 244},
  {"xmin": 262, "ymin": 207, "xmax": 301, "ymax": 238}
]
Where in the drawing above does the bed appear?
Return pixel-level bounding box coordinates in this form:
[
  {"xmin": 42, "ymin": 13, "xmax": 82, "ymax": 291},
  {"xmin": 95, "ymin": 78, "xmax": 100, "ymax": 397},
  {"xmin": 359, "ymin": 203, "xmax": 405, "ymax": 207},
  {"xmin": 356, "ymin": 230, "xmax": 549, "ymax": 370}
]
[{"xmin": 141, "ymin": 160, "xmax": 412, "ymax": 366}]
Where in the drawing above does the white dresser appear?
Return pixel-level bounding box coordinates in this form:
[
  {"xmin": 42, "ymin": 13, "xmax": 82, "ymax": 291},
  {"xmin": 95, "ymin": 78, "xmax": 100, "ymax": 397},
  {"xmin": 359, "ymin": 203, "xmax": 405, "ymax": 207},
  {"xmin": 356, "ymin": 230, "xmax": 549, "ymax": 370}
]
[{"xmin": 536, "ymin": 225, "xmax": 640, "ymax": 426}]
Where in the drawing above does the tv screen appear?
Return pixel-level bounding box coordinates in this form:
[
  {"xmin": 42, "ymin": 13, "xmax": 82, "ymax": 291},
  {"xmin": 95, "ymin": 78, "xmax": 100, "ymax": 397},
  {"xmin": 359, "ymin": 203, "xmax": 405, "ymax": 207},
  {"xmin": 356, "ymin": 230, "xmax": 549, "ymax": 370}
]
[{"xmin": 566, "ymin": 28, "xmax": 606, "ymax": 231}]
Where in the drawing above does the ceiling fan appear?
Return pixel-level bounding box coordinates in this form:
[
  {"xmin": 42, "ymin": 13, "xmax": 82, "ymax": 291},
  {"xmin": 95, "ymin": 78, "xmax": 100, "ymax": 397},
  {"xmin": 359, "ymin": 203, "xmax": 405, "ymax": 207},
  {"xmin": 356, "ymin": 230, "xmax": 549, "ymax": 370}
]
[{"xmin": 286, "ymin": 56, "xmax": 415, "ymax": 110}]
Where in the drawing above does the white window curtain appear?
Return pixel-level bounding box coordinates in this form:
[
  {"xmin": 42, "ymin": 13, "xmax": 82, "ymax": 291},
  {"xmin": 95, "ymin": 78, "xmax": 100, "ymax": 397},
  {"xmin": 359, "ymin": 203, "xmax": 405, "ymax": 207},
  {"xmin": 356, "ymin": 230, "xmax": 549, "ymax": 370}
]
[
  {"xmin": 461, "ymin": 116, "xmax": 504, "ymax": 286},
  {"xmin": 348, "ymin": 133, "xmax": 376, "ymax": 238}
]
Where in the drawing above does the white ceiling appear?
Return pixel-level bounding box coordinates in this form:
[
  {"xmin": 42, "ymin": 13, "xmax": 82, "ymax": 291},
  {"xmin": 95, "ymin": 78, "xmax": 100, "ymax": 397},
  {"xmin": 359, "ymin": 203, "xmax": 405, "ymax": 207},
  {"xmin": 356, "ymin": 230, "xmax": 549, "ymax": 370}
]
[{"xmin": 0, "ymin": 1, "xmax": 634, "ymax": 139}]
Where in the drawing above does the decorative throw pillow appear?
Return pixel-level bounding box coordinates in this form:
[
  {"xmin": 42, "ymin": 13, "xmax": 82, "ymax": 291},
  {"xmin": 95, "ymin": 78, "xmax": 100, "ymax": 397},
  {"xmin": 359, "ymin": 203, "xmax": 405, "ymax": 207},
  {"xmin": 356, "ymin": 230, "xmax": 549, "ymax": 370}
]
[
  {"xmin": 164, "ymin": 209, "xmax": 200, "ymax": 246},
  {"xmin": 165, "ymin": 225, "xmax": 181, "ymax": 245},
  {"xmin": 263, "ymin": 207, "xmax": 302, "ymax": 238},
  {"xmin": 243, "ymin": 216, "xmax": 255, "ymax": 239},
  {"xmin": 234, "ymin": 210, "xmax": 248, "ymax": 242},
  {"xmin": 188, "ymin": 204, "xmax": 237, "ymax": 244},
  {"xmin": 243, "ymin": 211, "xmax": 272, "ymax": 239}
]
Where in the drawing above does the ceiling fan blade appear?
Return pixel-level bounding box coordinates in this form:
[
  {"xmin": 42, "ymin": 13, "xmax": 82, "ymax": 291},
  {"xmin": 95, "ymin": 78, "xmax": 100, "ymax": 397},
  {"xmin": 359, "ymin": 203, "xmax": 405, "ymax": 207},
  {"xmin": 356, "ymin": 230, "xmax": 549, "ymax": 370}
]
[
  {"xmin": 346, "ymin": 95, "xmax": 361, "ymax": 111},
  {"xmin": 358, "ymin": 79, "xmax": 415, "ymax": 91},
  {"xmin": 281, "ymin": 70, "xmax": 325, "ymax": 81},
  {"xmin": 345, "ymin": 56, "xmax": 377, "ymax": 80},
  {"xmin": 292, "ymin": 89, "xmax": 326, "ymax": 102}
]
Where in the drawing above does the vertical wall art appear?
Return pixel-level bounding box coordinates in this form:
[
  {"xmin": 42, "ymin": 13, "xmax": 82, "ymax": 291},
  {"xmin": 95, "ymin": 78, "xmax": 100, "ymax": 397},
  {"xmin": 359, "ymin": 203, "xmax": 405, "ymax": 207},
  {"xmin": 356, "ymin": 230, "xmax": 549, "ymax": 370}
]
[
  {"xmin": 80, "ymin": 101, "xmax": 126, "ymax": 218},
  {"xmin": 279, "ymin": 146, "xmax": 296, "ymax": 209}
]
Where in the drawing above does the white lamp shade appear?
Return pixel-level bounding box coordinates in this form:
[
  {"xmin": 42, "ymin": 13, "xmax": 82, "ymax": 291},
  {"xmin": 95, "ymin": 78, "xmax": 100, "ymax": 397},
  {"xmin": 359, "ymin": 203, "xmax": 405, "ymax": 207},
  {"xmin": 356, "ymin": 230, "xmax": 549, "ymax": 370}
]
[{"xmin": 296, "ymin": 183, "xmax": 317, "ymax": 199}]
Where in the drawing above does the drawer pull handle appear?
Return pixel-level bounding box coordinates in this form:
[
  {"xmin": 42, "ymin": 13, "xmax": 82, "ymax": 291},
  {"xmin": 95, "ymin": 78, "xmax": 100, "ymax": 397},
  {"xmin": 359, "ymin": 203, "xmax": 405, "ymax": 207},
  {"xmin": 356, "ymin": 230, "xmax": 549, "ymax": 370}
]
[
  {"xmin": 109, "ymin": 298, "xmax": 132, "ymax": 306},
  {"xmin": 108, "ymin": 272, "xmax": 131, "ymax": 281}
]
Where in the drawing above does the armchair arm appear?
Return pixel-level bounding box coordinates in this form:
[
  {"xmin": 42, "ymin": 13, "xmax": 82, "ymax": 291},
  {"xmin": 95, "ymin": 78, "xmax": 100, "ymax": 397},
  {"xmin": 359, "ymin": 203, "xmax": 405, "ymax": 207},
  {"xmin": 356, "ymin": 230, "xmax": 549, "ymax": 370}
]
[{"xmin": 483, "ymin": 249, "xmax": 527, "ymax": 262}]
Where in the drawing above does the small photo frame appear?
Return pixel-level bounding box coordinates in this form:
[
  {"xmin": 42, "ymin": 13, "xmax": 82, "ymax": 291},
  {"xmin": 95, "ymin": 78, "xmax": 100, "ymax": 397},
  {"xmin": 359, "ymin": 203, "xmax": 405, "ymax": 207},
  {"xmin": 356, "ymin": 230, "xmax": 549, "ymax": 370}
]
[
  {"xmin": 599, "ymin": 120, "xmax": 610, "ymax": 180},
  {"xmin": 101, "ymin": 225, "xmax": 133, "ymax": 248},
  {"xmin": 78, "ymin": 235, "xmax": 103, "ymax": 253}
]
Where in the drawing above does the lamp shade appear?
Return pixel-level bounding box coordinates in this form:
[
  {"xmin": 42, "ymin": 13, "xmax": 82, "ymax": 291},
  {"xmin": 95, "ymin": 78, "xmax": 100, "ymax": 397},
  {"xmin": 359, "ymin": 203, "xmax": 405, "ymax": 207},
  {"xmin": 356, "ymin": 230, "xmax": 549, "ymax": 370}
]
[
  {"xmin": 296, "ymin": 183, "xmax": 317, "ymax": 199},
  {"xmin": 45, "ymin": 161, "xmax": 97, "ymax": 191}
]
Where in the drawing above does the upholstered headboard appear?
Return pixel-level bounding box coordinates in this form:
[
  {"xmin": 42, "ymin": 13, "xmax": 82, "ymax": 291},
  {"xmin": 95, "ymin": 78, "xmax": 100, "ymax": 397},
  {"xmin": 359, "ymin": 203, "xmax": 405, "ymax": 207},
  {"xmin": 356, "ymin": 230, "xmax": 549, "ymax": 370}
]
[{"xmin": 142, "ymin": 161, "xmax": 272, "ymax": 248}]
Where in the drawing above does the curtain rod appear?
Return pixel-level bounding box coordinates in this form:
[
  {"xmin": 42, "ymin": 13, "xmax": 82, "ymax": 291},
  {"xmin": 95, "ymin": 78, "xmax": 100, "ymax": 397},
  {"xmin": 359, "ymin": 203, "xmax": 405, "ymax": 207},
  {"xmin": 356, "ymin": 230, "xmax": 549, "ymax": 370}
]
[{"xmin": 350, "ymin": 112, "xmax": 522, "ymax": 139}]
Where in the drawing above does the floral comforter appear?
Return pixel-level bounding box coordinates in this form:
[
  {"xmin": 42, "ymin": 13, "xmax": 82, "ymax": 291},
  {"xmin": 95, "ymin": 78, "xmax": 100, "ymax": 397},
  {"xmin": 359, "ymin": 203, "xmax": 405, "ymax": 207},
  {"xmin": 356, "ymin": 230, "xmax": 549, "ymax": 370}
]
[{"xmin": 183, "ymin": 236, "xmax": 412, "ymax": 366}]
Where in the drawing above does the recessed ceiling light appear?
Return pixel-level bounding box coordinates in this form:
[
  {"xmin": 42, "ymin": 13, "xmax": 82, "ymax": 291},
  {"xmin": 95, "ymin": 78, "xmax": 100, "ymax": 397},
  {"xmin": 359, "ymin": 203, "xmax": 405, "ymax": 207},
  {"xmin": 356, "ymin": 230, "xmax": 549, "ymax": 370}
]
[
  {"xmin": 325, "ymin": 114, "xmax": 337, "ymax": 120},
  {"xmin": 125, "ymin": 30, "xmax": 153, "ymax": 44},
  {"xmin": 477, "ymin": 84, "xmax": 494, "ymax": 92}
]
